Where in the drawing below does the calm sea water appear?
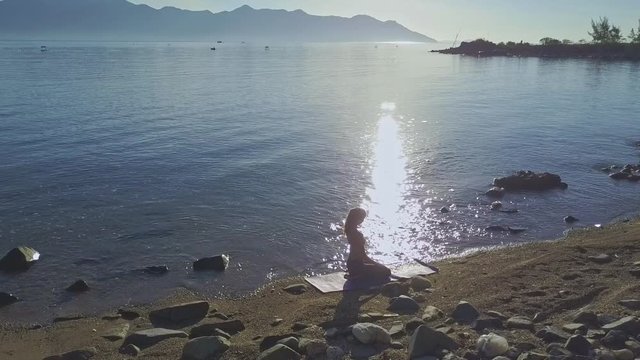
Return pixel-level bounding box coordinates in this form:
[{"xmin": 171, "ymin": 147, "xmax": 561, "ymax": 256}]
[{"xmin": 1, "ymin": 41, "xmax": 640, "ymax": 323}]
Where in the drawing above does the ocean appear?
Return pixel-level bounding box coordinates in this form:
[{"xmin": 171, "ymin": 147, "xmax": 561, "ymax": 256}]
[{"xmin": 1, "ymin": 41, "xmax": 639, "ymax": 323}]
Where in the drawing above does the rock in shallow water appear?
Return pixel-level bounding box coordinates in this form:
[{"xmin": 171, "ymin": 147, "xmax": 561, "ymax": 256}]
[
  {"xmin": 66, "ymin": 280, "xmax": 89, "ymax": 293},
  {"xmin": 0, "ymin": 292, "xmax": 19, "ymax": 307},
  {"xmin": 0, "ymin": 246, "xmax": 40, "ymax": 272},
  {"xmin": 193, "ymin": 254, "xmax": 229, "ymax": 271},
  {"xmin": 493, "ymin": 171, "xmax": 567, "ymax": 191}
]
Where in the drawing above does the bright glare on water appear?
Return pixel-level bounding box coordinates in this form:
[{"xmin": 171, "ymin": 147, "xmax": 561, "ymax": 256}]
[{"xmin": 1, "ymin": 41, "xmax": 640, "ymax": 322}]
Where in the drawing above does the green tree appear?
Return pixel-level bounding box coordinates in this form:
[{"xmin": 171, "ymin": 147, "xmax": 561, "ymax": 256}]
[
  {"xmin": 589, "ymin": 17, "xmax": 623, "ymax": 43},
  {"xmin": 630, "ymin": 19, "xmax": 640, "ymax": 43},
  {"xmin": 540, "ymin": 37, "xmax": 561, "ymax": 45}
]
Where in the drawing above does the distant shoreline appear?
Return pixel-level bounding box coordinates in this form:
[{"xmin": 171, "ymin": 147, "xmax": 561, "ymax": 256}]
[{"xmin": 434, "ymin": 39, "xmax": 640, "ymax": 61}]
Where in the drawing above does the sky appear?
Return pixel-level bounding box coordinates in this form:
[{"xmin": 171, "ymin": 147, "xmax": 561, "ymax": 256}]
[{"xmin": 130, "ymin": 0, "xmax": 640, "ymax": 43}]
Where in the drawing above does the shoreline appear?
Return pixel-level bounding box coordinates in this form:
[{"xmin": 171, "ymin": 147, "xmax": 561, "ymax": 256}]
[{"xmin": 2, "ymin": 218, "xmax": 640, "ymax": 359}]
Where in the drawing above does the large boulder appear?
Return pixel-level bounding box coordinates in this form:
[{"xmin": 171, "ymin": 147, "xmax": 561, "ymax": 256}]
[
  {"xmin": 182, "ymin": 336, "xmax": 230, "ymax": 360},
  {"xmin": 123, "ymin": 328, "xmax": 188, "ymax": 349},
  {"xmin": 149, "ymin": 301, "xmax": 209, "ymax": 323},
  {"xmin": 0, "ymin": 247, "xmax": 40, "ymax": 272},
  {"xmin": 193, "ymin": 255, "xmax": 229, "ymax": 271},
  {"xmin": 352, "ymin": 323, "xmax": 391, "ymax": 345},
  {"xmin": 408, "ymin": 325, "xmax": 459, "ymax": 359},
  {"xmin": 190, "ymin": 320, "xmax": 246, "ymax": 337},
  {"xmin": 493, "ymin": 171, "xmax": 567, "ymax": 191}
]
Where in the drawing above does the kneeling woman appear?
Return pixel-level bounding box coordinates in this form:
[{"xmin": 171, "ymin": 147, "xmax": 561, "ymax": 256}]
[{"xmin": 344, "ymin": 207, "xmax": 391, "ymax": 282}]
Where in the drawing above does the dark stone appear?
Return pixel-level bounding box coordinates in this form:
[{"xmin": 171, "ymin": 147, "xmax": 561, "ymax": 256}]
[
  {"xmin": 602, "ymin": 316, "xmax": 640, "ymax": 334},
  {"xmin": 388, "ymin": 295, "xmax": 420, "ymax": 314},
  {"xmin": 118, "ymin": 308, "xmax": 141, "ymax": 320},
  {"xmin": 408, "ymin": 325, "xmax": 459, "ymax": 358},
  {"xmin": 405, "ymin": 317, "xmax": 425, "ymax": 335},
  {"xmin": 573, "ymin": 311, "xmax": 598, "ymax": 325},
  {"xmin": 119, "ymin": 344, "xmax": 140, "ymax": 356},
  {"xmin": 149, "ymin": 301, "xmax": 209, "ymax": 323},
  {"xmin": 486, "ymin": 225, "xmax": 510, "ymax": 232},
  {"xmin": 43, "ymin": 347, "xmax": 97, "ymax": 360},
  {"xmin": 259, "ymin": 334, "xmax": 299, "ymax": 352},
  {"xmin": 143, "ymin": 265, "xmax": 169, "ymax": 275},
  {"xmin": 193, "ymin": 255, "xmax": 229, "ymax": 271},
  {"xmin": 486, "ymin": 187, "xmax": 506, "ymax": 198},
  {"xmin": 257, "ymin": 344, "xmax": 301, "ymax": 360},
  {"xmin": 123, "ymin": 328, "xmax": 188, "ymax": 349},
  {"xmin": 0, "ymin": 292, "xmax": 19, "ymax": 307},
  {"xmin": 493, "ymin": 171, "xmax": 567, "ymax": 191},
  {"xmin": 472, "ymin": 317, "xmax": 503, "ymax": 331},
  {"xmin": 537, "ymin": 326, "xmax": 572, "ymax": 343},
  {"xmin": 190, "ymin": 320, "xmax": 246, "ymax": 337},
  {"xmin": 630, "ymin": 268, "xmax": 640, "ymax": 277},
  {"xmin": 0, "ymin": 247, "xmax": 40, "ymax": 272},
  {"xmin": 619, "ymin": 300, "xmax": 640, "ymax": 310},
  {"xmin": 291, "ymin": 322, "xmax": 309, "ymax": 331},
  {"xmin": 610, "ymin": 172, "xmax": 629, "ymax": 180},
  {"xmin": 66, "ymin": 280, "xmax": 89, "ymax": 293},
  {"xmin": 508, "ymin": 227, "xmax": 527, "ymax": 234},
  {"xmin": 562, "ymin": 323, "xmax": 587, "ymax": 334},
  {"xmin": 564, "ymin": 335, "xmax": 592, "ymax": 356},
  {"xmin": 601, "ymin": 330, "xmax": 628, "ymax": 349},
  {"xmin": 283, "ymin": 284, "xmax": 307, "ymax": 295},
  {"xmin": 506, "ymin": 316, "xmax": 534, "ymax": 331},
  {"xmin": 564, "ymin": 216, "xmax": 579, "ymax": 224},
  {"xmin": 441, "ymin": 207, "xmax": 450, "ymax": 213},
  {"xmin": 452, "ymin": 301, "xmax": 480, "ymax": 324},
  {"xmin": 381, "ymin": 282, "xmax": 410, "ymax": 297}
]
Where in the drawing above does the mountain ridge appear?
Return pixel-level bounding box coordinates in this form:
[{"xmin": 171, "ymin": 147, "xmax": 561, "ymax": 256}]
[{"xmin": 0, "ymin": 0, "xmax": 435, "ymax": 42}]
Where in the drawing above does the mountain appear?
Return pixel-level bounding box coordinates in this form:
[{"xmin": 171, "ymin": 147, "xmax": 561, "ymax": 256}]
[{"xmin": 0, "ymin": 0, "xmax": 435, "ymax": 42}]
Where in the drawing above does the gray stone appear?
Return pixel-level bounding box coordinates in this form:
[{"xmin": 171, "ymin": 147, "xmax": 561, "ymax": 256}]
[
  {"xmin": 588, "ymin": 254, "xmax": 612, "ymax": 264},
  {"xmin": 352, "ymin": 323, "xmax": 391, "ymax": 345},
  {"xmin": 143, "ymin": 265, "xmax": 169, "ymax": 275},
  {"xmin": 381, "ymin": 282, "xmax": 410, "ymax": 297},
  {"xmin": 193, "ymin": 254, "xmax": 229, "ymax": 271},
  {"xmin": 300, "ymin": 339, "xmax": 326, "ymax": 357},
  {"xmin": 271, "ymin": 318, "xmax": 283, "ymax": 326},
  {"xmin": 619, "ymin": 300, "xmax": 640, "ymax": 310},
  {"xmin": 66, "ymin": 280, "xmax": 89, "ymax": 292},
  {"xmin": 117, "ymin": 308, "xmax": 141, "ymax": 320},
  {"xmin": 0, "ymin": 292, "xmax": 19, "ymax": 307},
  {"xmin": 258, "ymin": 344, "xmax": 301, "ymax": 360},
  {"xmin": 277, "ymin": 337, "xmax": 300, "ymax": 352},
  {"xmin": 612, "ymin": 349, "xmax": 634, "ymax": 360},
  {"xmin": 182, "ymin": 336, "xmax": 230, "ymax": 360},
  {"xmin": 119, "ymin": 344, "xmax": 140, "ymax": 356},
  {"xmin": 406, "ymin": 317, "xmax": 426, "ymax": 335},
  {"xmin": 422, "ymin": 306, "xmax": 444, "ymax": 322},
  {"xmin": 536, "ymin": 326, "xmax": 571, "ymax": 343},
  {"xmin": 516, "ymin": 352, "xmax": 548, "ymax": 360},
  {"xmin": 283, "ymin": 284, "xmax": 307, "ymax": 295},
  {"xmin": 124, "ymin": 328, "xmax": 188, "ymax": 349},
  {"xmin": 391, "ymin": 341, "xmax": 404, "ymax": 349},
  {"xmin": 472, "ymin": 317, "xmax": 503, "ymax": 331},
  {"xmin": 452, "ymin": 301, "xmax": 480, "ymax": 324},
  {"xmin": 477, "ymin": 333, "xmax": 509, "ymax": 358},
  {"xmin": 0, "ymin": 246, "xmax": 40, "ymax": 272},
  {"xmin": 410, "ymin": 276, "xmax": 432, "ymax": 291},
  {"xmin": 389, "ymin": 323, "xmax": 405, "ymax": 338},
  {"xmin": 564, "ymin": 335, "xmax": 592, "ymax": 356},
  {"xmin": 190, "ymin": 320, "xmax": 246, "ymax": 337},
  {"xmin": 102, "ymin": 322, "xmax": 130, "ymax": 341},
  {"xmin": 149, "ymin": 301, "xmax": 209, "ymax": 323},
  {"xmin": 43, "ymin": 347, "xmax": 97, "ymax": 360},
  {"xmin": 602, "ymin": 330, "xmax": 629, "ymax": 349},
  {"xmin": 602, "ymin": 316, "xmax": 639, "ymax": 333},
  {"xmin": 506, "ymin": 316, "xmax": 534, "ymax": 330},
  {"xmin": 350, "ymin": 343, "xmax": 378, "ymax": 358},
  {"xmin": 408, "ymin": 325, "xmax": 459, "ymax": 358},
  {"xmin": 624, "ymin": 339, "xmax": 640, "ymax": 356},
  {"xmin": 291, "ymin": 322, "xmax": 309, "ymax": 331},
  {"xmin": 596, "ymin": 349, "xmax": 616, "ymax": 360},
  {"xmin": 574, "ymin": 311, "xmax": 598, "ymax": 325},
  {"xmin": 562, "ymin": 323, "xmax": 587, "ymax": 334},
  {"xmin": 587, "ymin": 329, "xmax": 606, "ymax": 339},
  {"xmin": 486, "ymin": 311, "xmax": 508, "ymax": 321},
  {"xmin": 388, "ymin": 295, "xmax": 420, "ymax": 314},
  {"xmin": 564, "ymin": 216, "xmax": 579, "ymax": 224},
  {"xmin": 326, "ymin": 346, "xmax": 345, "ymax": 360}
]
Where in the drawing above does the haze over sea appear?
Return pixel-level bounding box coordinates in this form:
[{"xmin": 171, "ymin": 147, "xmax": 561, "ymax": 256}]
[{"xmin": 1, "ymin": 41, "xmax": 640, "ymax": 323}]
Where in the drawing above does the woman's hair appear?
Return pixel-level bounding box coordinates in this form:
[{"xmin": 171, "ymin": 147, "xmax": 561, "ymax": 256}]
[{"xmin": 344, "ymin": 207, "xmax": 367, "ymax": 234}]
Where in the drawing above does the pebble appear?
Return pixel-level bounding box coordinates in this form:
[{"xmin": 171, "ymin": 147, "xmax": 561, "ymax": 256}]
[
  {"xmin": 602, "ymin": 316, "xmax": 639, "ymax": 332},
  {"xmin": 388, "ymin": 295, "xmax": 420, "ymax": 314},
  {"xmin": 564, "ymin": 216, "xmax": 579, "ymax": 223},
  {"xmin": 118, "ymin": 308, "xmax": 141, "ymax": 320},
  {"xmin": 389, "ymin": 323, "xmax": 405, "ymax": 338},
  {"xmin": 381, "ymin": 282, "xmax": 410, "ymax": 297},
  {"xmin": 190, "ymin": 320, "xmax": 246, "ymax": 337},
  {"xmin": 291, "ymin": 322, "xmax": 309, "ymax": 331},
  {"xmin": 471, "ymin": 317, "xmax": 503, "ymax": 331},
  {"xmin": 477, "ymin": 333, "xmax": 509, "ymax": 358},
  {"xmin": 43, "ymin": 347, "xmax": 97, "ymax": 360},
  {"xmin": 324, "ymin": 327, "xmax": 339, "ymax": 338},
  {"xmin": 102, "ymin": 322, "xmax": 130, "ymax": 341},
  {"xmin": 66, "ymin": 280, "xmax": 90, "ymax": 293},
  {"xmin": 301, "ymin": 339, "xmax": 327, "ymax": 357},
  {"xmin": 452, "ymin": 301, "xmax": 480, "ymax": 324},
  {"xmin": 270, "ymin": 318, "xmax": 283, "ymax": 326},
  {"xmin": 625, "ymin": 339, "xmax": 640, "ymax": 356},
  {"xmin": 182, "ymin": 336, "xmax": 230, "ymax": 360},
  {"xmin": 143, "ymin": 265, "xmax": 169, "ymax": 275},
  {"xmin": 536, "ymin": 326, "xmax": 571, "ymax": 343},
  {"xmin": 486, "ymin": 311, "xmax": 508, "ymax": 320},
  {"xmin": 440, "ymin": 207, "xmax": 450, "ymax": 213},
  {"xmin": 326, "ymin": 346, "xmax": 345, "ymax": 360},
  {"xmin": 602, "ymin": 330, "xmax": 629, "ymax": 349},
  {"xmin": 0, "ymin": 246, "xmax": 40, "ymax": 272},
  {"xmin": 193, "ymin": 254, "xmax": 229, "ymax": 271},
  {"xmin": 562, "ymin": 323, "xmax": 587, "ymax": 334},
  {"xmin": 573, "ymin": 311, "xmax": 598, "ymax": 325}
]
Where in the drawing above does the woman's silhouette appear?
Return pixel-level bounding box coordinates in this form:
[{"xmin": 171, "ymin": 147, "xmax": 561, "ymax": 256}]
[{"xmin": 344, "ymin": 207, "xmax": 391, "ymax": 283}]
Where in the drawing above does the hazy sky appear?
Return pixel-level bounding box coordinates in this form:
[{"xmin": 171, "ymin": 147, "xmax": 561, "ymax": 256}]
[{"xmin": 131, "ymin": 0, "xmax": 640, "ymax": 43}]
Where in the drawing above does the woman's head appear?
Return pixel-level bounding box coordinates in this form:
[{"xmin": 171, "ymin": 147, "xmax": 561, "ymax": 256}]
[{"xmin": 344, "ymin": 207, "xmax": 367, "ymax": 233}]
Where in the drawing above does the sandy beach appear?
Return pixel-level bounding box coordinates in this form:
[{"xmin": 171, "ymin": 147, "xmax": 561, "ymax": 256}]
[{"xmin": 1, "ymin": 218, "xmax": 639, "ymax": 359}]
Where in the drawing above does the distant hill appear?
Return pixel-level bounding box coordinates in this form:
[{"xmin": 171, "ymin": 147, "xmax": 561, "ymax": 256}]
[{"xmin": 0, "ymin": 0, "xmax": 435, "ymax": 42}]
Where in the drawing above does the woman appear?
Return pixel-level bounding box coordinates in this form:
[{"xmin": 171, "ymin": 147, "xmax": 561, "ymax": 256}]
[{"xmin": 344, "ymin": 207, "xmax": 391, "ymax": 282}]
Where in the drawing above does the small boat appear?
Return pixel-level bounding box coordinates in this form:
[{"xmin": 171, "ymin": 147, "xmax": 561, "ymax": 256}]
[{"xmin": 40, "ymin": 46, "xmax": 47, "ymax": 52}]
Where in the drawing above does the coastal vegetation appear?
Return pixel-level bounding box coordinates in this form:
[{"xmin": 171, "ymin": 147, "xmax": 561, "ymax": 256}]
[{"xmin": 435, "ymin": 17, "xmax": 640, "ymax": 60}]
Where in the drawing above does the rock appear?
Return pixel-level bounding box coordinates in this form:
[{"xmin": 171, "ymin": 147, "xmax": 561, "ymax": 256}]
[
  {"xmin": 190, "ymin": 320, "xmax": 246, "ymax": 337},
  {"xmin": 390, "ymin": 341, "xmax": 404, "ymax": 349},
  {"xmin": 66, "ymin": 280, "xmax": 89, "ymax": 292},
  {"xmin": 564, "ymin": 216, "xmax": 579, "ymax": 224},
  {"xmin": 118, "ymin": 308, "xmax": 141, "ymax": 320},
  {"xmin": 381, "ymin": 282, "xmax": 409, "ymax": 297},
  {"xmin": 408, "ymin": 325, "xmax": 459, "ymax": 358},
  {"xmin": 613, "ymin": 349, "xmax": 634, "ymax": 360},
  {"xmin": 43, "ymin": 347, "xmax": 97, "ymax": 360},
  {"xmin": 143, "ymin": 265, "xmax": 169, "ymax": 275},
  {"xmin": 486, "ymin": 311, "xmax": 508, "ymax": 320},
  {"xmin": 472, "ymin": 317, "xmax": 503, "ymax": 331},
  {"xmin": 562, "ymin": 323, "xmax": 587, "ymax": 334},
  {"xmin": 588, "ymin": 253, "xmax": 612, "ymax": 264},
  {"xmin": 271, "ymin": 318, "xmax": 283, "ymax": 326},
  {"xmin": 602, "ymin": 330, "xmax": 629, "ymax": 349},
  {"xmin": 440, "ymin": 207, "xmax": 450, "ymax": 213},
  {"xmin": 587, "ymin": 329, "xmax": 606, "ymax": 339},
  {"xmin": 123, "ymin": 328, "xmax": 188, "ymax": 349},
  {"xmin": 547, "ymin": 343, "xmax": 572, "ymax": 357},
  {"xmin": 452, "ymin": 301, "xmax": 480, "ymax": 324},
  {"xmin": 486, "ymin": 225, "xmax": 510, "ymax": 232},
  {"xmin": 211, "ymin": 312, "xmax": 228, "ymax": 320},
  {"xmin": 291, "ymin": 322, "xmax": 309, "ymax": 331},
  {"xmin": 405, "ymin": 318, "xmax": 426, "ymax": 335},
  {"xmin": 629, "ymin": 268, "xmax": 640, "ymax": 277},
  {"xmin": 536, "ymin": 326, "xmax": 571, "ymax": 343},
  {"xmin": 506, "ymin": 316, "xmax": 534, "ymax": 331},
  {"xmin": 516, "ymin": 351, "xmax": 548, "ymax": 360},
  {"xmin": 193, "ymin": 254, "xmax": 229, "ymax": 271},
  {"xmin": 486, "ymin": 187, "xmax": 506, "ymax": 198},
  {"xmin": 389, "ymin": 323, "xmax": 405, "ymax": 338},
  {"xmin": 119, "ymin": 344, "xmax": 140, "ymax": 356},
  {"xmin": 324, "ymin": 328, "xmax": 339, "ymax": 338},
  {"xmin": 182, "ymin": 336, "xmax": 230, "ymax": 360},
  {"xmin": 258, "ymin": 344, "xmax": 301, "ymax": 360},
  {"xmin": 422, "ymin": 306, "xmax": 444, "ymax": 322},
  {"xmin": 625, "ymin": 339, "xmax": 640, "ymax": 356},
  {"xmin": 388, "ymin": 295, "xmax": 420, "ymax": 314},
  {"xmin": 300, "ymin": 339, "xmax": 327, "ymax": 357},
  {"xmin": 0, "ymin": 246, "xmax": 40, "ymax": 272},
  {"xmin": 149, "ymin": 301, "xmax": 209, "ymax": 323},
  {"xmin": 352, "ymin": 323, "xmax": 391, "ymax": 345},
  {"xmin": 410, "ymin": 276, "xmax": 432, "ymax": 291},
  {"xmin": 564, "ymin": 335, "xmax": 592, "ymax": 356},
  {"xmin": 602, "ymin": 316, "xmax": 639, "ymax": 333},
  {"xmin": 619, "ymin": 299, "xmax": 640, "ymax": 310},
  {"xmin": 491, "ymin": 201, "xmax": 503, "ymax": 210},
  {"xmin": 493, "ymin": 171, "xmax": 567, "ymax": 191},
  {"xmin": 326, "ymin": 346, "xmax": 345, "ymax": 360},
  {"xmin": 0, "ymin": 292, "xmax": 19, "ymax": 307},
  {"xmin": 259, "ymin": 334, "xmax": 299, "ymax": 352},
  {"xmin": 610, "ymin": 172, "xmax": 631, "ymax": 180},
  {"xmin": 477, "ymin": 333, "xmax": 509, "ymax": 358},
  {"xmin": 277, "ymin": 337, "xmax": 300, "ymax": 352},
  {"xmin": 596, "ymin": 349, "xmax": 616, "ymax": 360},
  {"xmin": 574, "ymin": 311, "xmax": 598, "ymax": 325},
  {"xmin": 102, "ymin": 322, "xmax": 130, "ymax": 341},
  {"xmin": 53, "ymin": 315, "xmax": 85, "ymax": 323},
  {"xmin": 283, "ymin": 284, "xmax": 307, "ymax": 295}
]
